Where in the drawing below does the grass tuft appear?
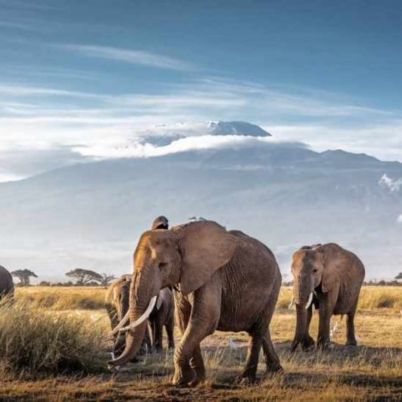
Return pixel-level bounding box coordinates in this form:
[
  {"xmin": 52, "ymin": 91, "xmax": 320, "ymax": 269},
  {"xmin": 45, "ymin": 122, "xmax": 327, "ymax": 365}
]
[{"xmin": 0, "ymin": 298, "xmax": 107, "ymax": 376}]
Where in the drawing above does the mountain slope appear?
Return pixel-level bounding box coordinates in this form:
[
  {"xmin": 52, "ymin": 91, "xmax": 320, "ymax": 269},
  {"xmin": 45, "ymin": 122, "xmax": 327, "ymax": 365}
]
[{"xmin": 0, "ymin": 139, "xmax": 401, "ymax": 281}]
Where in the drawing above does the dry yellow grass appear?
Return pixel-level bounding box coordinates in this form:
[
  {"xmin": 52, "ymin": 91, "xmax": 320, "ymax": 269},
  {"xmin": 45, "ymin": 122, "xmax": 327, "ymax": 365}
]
[
  {"xmin": 0, "ymin": 285, "xmax": 401, "ymax": 401},
  {"xmin": 15, "ymin": 286, "xmax": 106, "ymax": 310}
]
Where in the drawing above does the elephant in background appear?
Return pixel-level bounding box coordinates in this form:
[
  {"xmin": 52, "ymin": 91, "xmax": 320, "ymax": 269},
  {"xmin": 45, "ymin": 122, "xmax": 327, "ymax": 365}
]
[
  {"xmin": 290, "ymin": 243, "xmax": 365, "ymax": 351},
  {"xmin": 105, "ymin": 274, "xmax": 175, "ymax": 357},
  {"xmin": 109, "ymin": 220, "xmax": 282, "ymax": 386},
  {"xmin": 0, "ymin": 265, "xmax": 14, "ymax": 300}
]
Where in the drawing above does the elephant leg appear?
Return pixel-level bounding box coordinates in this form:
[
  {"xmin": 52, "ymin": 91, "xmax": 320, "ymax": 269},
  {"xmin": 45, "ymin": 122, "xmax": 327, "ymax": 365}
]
[
  {"xmin": 189, "ymin": 345, "xmax": 205, "ymax": 383},
  {"xmin": 302, "ymin": 305, "xmax": 315, "ymax": 350},
  {"xmin": 142, "ymin": 323, "xmax": 152, "ymax": 353},
  {"xmin": 166, "ymin": 320, "xmax": 175, "ymax": 350},
  {"xmin": 174, "ymin": 294, "xmax": 203, "ymax": 380},
  {"xmin": 153, "ymin": 317, "xmax": 164, "ymax": 352},
  {"xmin": 317, "ymin": 294, "xmax": 335, "ymax": 350},
  {"xmin": 172, "ymin": 280, "xmax": 221, "ymax": 386},
  {"xmin": 238, "ymin": 334, "xmax": 262, "ymax": 383},
  {"xmin": 346, "ymin": 310, "xmax": 357, "ymax": 346},
  {"xmin": 262, "ymin": 331, "xmax": 282, "ymax": 374}
]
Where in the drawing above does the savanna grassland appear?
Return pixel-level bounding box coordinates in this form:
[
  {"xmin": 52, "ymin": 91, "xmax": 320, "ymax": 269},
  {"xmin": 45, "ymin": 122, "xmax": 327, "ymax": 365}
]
[{"xmin": 0, "ymin": 286, "xmax": 401, "ymax": 401}]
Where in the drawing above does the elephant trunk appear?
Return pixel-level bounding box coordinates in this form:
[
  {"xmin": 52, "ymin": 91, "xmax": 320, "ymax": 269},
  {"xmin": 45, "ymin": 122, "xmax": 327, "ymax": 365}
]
[
  {"xmin": 291, "ymin": 275, "xmax": 313, "ymax": 351},
  {"xmin": 108, "ymin": 269, "xmax": 157, "ymax": 368},
  {"xmin": 293, "ymin": 275, "xmax": 313, "ymax": 306}
]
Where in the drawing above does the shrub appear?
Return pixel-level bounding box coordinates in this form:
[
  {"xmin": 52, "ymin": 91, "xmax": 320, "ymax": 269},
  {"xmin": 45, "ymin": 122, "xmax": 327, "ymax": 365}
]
[{"xmin": 0, "ymin": 299, "xmax": 108, "ymax": 376}]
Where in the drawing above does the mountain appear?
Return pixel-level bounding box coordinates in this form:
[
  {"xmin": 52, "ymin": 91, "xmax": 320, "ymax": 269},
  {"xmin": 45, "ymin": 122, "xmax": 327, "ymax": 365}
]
[
  {"xmin": 0, "ymin": 123, "xmax": 401, "ymax": 281},
  {"xmin": 207, "ymin": 121, "xmax": 271, "ymax": 137}
]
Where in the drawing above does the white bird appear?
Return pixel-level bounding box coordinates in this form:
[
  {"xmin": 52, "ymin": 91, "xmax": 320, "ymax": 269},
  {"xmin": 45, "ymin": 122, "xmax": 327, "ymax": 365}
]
[{"xmin": 228, "ymin": 337, "xmax": 241, "ymax": 349}]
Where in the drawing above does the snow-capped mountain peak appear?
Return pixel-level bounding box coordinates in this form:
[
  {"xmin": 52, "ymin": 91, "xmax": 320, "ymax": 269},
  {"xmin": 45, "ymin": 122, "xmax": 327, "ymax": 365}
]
[{"xmin": 207, "ymin": 121, "xmax": 271, "ymax": 137}]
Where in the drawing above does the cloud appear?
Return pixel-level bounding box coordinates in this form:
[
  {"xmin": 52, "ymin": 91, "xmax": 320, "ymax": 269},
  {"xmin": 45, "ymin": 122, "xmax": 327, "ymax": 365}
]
[
  {"xmin": 397, "ymin": 214, "xmax": 402, "ymax": 224},
  {"xmin": 379, "ymin": 174, "xmax": 402, "ymax": 192},
  {"xmin": 72, "ymin": 133, "xmax": 275, "ymax": 159},
  {"xmin": 60, "ymin": 44, "xmax": 195, "ymax": 71},
  {"xmin": 0, "ymin": 84, "xmax": 110, "ymax": 100},
  {"xmin": 1, "ymin": 76, "xmax": 402, "ymax": 181}
]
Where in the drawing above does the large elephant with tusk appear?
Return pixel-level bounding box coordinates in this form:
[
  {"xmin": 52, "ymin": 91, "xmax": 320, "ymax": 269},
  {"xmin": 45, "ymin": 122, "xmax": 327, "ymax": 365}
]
[
  {"xmin": 290, "ymin": 243, "xmax": 365, "ymax": 351},
  {"xmin": 109, "ymin": 220, "xmax": 282, "ymax": 386}
]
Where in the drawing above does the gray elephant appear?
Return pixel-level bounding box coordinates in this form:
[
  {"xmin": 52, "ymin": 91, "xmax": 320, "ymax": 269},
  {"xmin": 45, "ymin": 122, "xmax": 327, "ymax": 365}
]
[
  {"xmin": 290, "ymin": 243, "xmax": 365, "ymax": 351},
  {"xmin": 109, "ymin": 220, "xmax": 282, "ymax": 386},
  {"xmin": 0, "ymin": 265, "xmax": 14, "ymax": 300},
  {"xmin": 106, "ymin": 275, "xmax": 174, "ymax": 357}
]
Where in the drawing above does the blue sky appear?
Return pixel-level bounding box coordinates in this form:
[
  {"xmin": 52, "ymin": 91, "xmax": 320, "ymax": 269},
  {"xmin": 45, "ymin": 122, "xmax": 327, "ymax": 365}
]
[{"xmin": 1, "ymin": 0, "xmax": 402, "ymax": 180}]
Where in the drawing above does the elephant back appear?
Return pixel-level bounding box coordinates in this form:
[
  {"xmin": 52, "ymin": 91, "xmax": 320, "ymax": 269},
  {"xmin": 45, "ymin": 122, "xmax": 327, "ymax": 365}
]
[{"xmin": 0, "ymin": 265, "xmax": 14, "ymax": 299}]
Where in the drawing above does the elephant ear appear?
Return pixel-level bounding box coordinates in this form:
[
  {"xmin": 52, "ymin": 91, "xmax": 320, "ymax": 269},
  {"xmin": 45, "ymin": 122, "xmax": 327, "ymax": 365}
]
[
  {"xmin": 178, "ymin": 221, "xmax": 238, "ymax": 296},
  {"xmin": 319, "ymin": 247, "xmax": 339, "ymax": 293}
]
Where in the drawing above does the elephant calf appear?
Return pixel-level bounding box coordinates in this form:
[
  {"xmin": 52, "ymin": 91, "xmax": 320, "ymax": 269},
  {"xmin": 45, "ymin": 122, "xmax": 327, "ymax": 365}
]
[
  {"xmin": 290, "ymin": 243, "xmax": 365, "ymax": 351},
  {"xmin": 105, "ymin": 274, "xmax": 175, "ymax": 357}
]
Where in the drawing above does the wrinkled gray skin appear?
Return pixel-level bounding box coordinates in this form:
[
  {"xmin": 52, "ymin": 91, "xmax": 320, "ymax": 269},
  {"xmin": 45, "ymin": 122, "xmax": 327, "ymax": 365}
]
[
  {"xmin": 109, "ymin": 220, "xmax": 282, "ymax": 386},
  {"xmin": 290, "ymin": 243, "xmax": 365, "ymax": 351},
  {"xmin": 0, "ymin": 265, "xmax": 14, "ymax": 300},
  {"xmin": 105, "ymin": 275, "xmax": 174, "ymax": 356}
]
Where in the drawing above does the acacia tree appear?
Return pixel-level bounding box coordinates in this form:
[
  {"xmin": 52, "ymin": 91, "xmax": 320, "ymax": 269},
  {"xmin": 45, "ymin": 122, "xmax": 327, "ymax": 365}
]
[
  {"xmin": 99, "ymin": 273, "xmax": 116, "ymax": 287},
  {"xmin": 65, "ymin": 268, "xmax": 103, "ymax": 285},
  {"xmin": 396, "ymin": 272, "xmax": 402, "ymax": 280},
  {"xmin": 11, "ymin": 269, "xmax": 38, "ymax": 286}
]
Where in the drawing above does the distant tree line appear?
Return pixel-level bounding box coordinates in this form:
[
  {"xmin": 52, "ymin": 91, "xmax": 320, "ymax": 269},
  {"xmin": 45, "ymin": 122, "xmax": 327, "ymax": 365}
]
[{"xmin": 10, "ymin": 267, "xmax": 115, "ymax": 287}]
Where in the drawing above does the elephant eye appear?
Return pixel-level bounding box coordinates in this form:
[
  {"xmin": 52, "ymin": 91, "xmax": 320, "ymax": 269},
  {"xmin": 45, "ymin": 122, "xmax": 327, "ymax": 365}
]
[
  {"xmin": 313, "ymin": 268, "xmax": 318, "ymax": 273},
  {"xmin": 159, "ymin": 262, "xmax": 168, "ymax": 269}
]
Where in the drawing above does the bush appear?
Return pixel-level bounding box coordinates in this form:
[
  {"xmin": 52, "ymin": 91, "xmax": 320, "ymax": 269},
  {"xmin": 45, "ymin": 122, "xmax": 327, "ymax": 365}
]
[{"xmin": 0, "ymin": 299, "xmax": 108, "ymax": 375}]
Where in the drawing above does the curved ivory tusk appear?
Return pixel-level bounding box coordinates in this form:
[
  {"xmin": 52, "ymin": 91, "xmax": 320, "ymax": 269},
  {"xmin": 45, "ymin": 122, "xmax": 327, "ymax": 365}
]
[
  {"xmin": 119, "ymin": 296, "xmax": 157, "ymax": 333},
  {"xmin": 305, "ymin": 292, "xmax": 314, "ymax": 309},
  {"xmin": 109, "ymin": 310, "xmax": 130, "ymax": 337}
]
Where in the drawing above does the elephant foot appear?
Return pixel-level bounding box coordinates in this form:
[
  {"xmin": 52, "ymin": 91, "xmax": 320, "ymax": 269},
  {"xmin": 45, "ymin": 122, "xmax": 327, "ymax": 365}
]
[
  {"xmin": 316, "ymin": 338, "xmax": 330, "ymax": 351},
  {"xmin": 172, "ymin": 367, "xmax": 196, "ymax": 387},
  {"xmin": 236, "ymin": 367, "xmax": 258, "ymax": 385},
  {"xmin": 301, "ymin": 336, "xmax": 315, "ymax": 351},
  {"xmin": 346, "ymin": 339, "xmax": 357, "ymax": 347},
  {"xmin": 188, "ymin": 374, "xmax": 205, "ymax": 387},
  {"xmin": 290, "ymin": 339, "xmax": 300, "ymax": 352},
  {"xmin": 265, "ymin": 363, "xmax": 284, "ymax": 375}
]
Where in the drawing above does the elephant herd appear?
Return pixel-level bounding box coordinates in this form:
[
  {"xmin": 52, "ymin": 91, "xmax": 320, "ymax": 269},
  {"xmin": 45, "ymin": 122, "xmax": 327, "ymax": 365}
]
[{"xmin": 106, "ymin": 216, "xmax": 365, "ymax": 386}]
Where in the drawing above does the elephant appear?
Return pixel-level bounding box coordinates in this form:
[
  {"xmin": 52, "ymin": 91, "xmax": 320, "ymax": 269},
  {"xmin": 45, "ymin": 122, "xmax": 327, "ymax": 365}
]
[
  {"xmin": 290, "ymin": 243, "xmax": 365, "ymax": 351},
  {"xmin": 109, "ymin": 220, "xmax": 282, "ymax": 386},
  {"xmin": 106, "ymin": 274, "xmax": 175, "ymax": 357},
  {"xmin": 0, "ymin": 265, "xmax": 14, "ymax": 300}
]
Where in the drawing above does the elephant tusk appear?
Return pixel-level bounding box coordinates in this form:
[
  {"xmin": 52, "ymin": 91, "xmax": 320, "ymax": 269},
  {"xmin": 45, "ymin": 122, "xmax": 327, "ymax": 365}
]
[
  {"xmin": 305, "ymin": 292, "xmax": 314, "ymax": 309},
  {"xmin": 109, "ymin": 310, "xmax": 130, "ymax": 337},
  {"xmin": 119, "ymin": 296, "xmax": 157, "ymax": 333},
  {"xmin": 288, "ymin": 298, "xmax": 295, "ymax": 309}
]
